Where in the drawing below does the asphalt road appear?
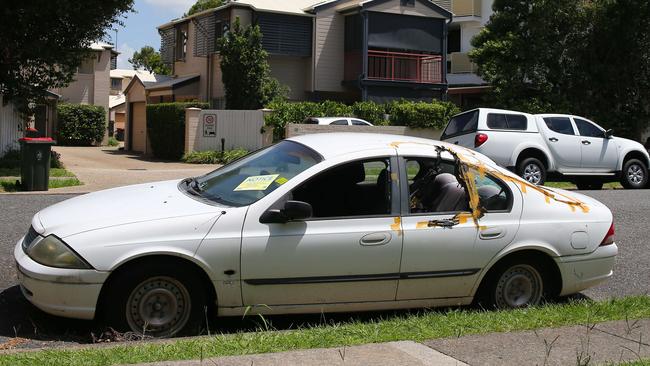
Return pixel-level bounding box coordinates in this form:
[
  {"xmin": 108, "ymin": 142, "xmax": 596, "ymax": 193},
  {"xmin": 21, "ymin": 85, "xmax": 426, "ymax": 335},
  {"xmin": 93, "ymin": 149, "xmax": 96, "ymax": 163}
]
[{"xmin": 0, "ymin": 189, "xmax": 648, "ymax": 347}]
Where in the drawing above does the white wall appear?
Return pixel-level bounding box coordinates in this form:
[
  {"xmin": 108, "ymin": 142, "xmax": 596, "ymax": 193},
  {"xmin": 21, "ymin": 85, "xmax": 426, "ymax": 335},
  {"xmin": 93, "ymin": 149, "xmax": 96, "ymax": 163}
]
[
  {"xmin": 185, "ymin": 109, "xmax": 272, "ymax": 153},
  {"xmin": 0, "ymin": 96, "xmax": 24, "ymax": 155}
]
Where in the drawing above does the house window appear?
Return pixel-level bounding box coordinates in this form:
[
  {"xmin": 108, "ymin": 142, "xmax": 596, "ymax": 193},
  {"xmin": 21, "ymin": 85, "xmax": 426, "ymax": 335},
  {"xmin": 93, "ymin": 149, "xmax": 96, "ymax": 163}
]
[
  {"xmin": 78, "ymin": 57, "xmax": 95, "ymax": 74},
  {"xmin": 111, "ymin": 78, "xmax": 122, "ymax": 91},
  {"xmin": 176, "ymin": 23, "xmax": 188, "ymax": 61},
  {"xmin": 448, "ymin": 28, "xmax": 461, "ymax": 54}
]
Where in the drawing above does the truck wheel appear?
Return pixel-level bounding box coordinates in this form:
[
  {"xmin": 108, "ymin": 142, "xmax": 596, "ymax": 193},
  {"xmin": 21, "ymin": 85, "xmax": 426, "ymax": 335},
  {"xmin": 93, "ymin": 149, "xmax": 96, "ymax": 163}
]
[
  {"xmin": 517, "ymin": 157, "xmax": 546, "ymax": 185},
  {"xmin": 620, "ymin": 159, "xmax": 648, "ymax": 189}
]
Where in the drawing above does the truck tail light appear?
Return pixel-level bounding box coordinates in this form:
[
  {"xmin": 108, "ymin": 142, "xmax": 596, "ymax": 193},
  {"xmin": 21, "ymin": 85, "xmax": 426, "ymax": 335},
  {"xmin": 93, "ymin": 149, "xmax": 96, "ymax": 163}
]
[
  {"xmin": 475, "ymin": 133, "xmax": 488, "ymax": 147},
  {"xmin": 600, "ymin": 222, "xmax": 615, "ymax": 246}
]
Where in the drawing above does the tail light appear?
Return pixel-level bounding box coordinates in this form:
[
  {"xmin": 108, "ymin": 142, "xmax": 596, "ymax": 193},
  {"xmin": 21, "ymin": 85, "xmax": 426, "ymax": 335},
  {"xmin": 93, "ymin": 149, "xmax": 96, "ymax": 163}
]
[
  {"xmin": 475, "ymin": 133, "xmax": 488, "ymax": 147},
  {"xmin": 600, "ymin": 222, "xmax": 615, "ymax": 246}
]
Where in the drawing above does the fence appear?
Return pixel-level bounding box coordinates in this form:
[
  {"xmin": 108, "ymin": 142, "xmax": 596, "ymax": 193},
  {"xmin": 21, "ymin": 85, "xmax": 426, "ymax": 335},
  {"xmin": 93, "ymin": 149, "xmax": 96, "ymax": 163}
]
[
  {"xmin": 0, "ymin": 96, "xmax": 23, "ymax": 155},
  {"xmin": 184, "ymin": 108, "xmax": 273, "ymax": 153}
]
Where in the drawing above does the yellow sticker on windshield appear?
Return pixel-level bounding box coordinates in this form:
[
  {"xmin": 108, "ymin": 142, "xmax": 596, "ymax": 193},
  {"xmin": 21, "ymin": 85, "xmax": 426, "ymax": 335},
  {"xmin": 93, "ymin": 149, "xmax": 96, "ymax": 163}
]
[
  {"xmin": 275, "ymin": 177, "xmax": 289, "ymax": 185},
  {"xmin": 234, "ymin": 174, "xmax": 279, "ymax": 191}
]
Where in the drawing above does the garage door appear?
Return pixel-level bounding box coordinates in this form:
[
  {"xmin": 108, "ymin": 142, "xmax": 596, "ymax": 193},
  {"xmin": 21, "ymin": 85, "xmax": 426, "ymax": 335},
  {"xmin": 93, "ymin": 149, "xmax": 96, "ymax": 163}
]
[{"xmin": 130, "ymin": 102, "xmax": 147, "ymax": 153}]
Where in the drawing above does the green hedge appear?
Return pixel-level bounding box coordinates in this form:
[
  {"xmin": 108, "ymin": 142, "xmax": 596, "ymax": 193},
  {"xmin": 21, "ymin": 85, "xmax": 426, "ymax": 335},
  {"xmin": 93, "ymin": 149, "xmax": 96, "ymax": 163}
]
[
  {"xmin": 182, "ymin": 148, "xmax": 249, "ymax": 164},
  {"xmin": 57, "ymin": 103, "xmax": 106, "ymax": 146},
  {"xmin": 389, "ymin": 101, "xmax": 459, "ymax": 129},
  {"xmin": 146, "ymin": 102, "xmax": 209, "ymax": 160},
  {"xmin": 265, "ymin": 99, "xmax": 460, "ymax": 139}
]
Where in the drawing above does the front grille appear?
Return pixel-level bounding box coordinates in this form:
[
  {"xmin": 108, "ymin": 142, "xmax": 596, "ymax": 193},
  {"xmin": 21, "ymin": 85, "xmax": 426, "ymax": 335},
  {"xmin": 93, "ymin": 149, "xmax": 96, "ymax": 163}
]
[{"xmin": 22, "ymin": 226, "xmax": 40, "ymax": 251}]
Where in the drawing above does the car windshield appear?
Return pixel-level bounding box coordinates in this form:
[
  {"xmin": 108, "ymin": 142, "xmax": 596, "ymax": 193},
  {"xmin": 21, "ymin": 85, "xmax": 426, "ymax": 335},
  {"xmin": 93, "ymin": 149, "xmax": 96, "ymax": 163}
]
[{"xmin": 188, "ymin": 141, "xmax": 323, "ymax": 207}]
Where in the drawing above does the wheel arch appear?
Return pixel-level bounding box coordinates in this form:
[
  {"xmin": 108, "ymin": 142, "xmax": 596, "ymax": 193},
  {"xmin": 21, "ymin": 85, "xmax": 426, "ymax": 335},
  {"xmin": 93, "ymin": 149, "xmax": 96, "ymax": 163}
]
[
  {"xmin": 95, "ymin": 254, "xmax": 218, "ymax": 319},
  {"xmin": 472, "ymin": 246, "xmax": 563, "ymax": 301},
  {"xmin": 620, "ymin": 149, "xmax": 650, "ymax": 171},
  {"xmin": 514, "ymin": 146, "xmax": 553, "ymax": 171}
]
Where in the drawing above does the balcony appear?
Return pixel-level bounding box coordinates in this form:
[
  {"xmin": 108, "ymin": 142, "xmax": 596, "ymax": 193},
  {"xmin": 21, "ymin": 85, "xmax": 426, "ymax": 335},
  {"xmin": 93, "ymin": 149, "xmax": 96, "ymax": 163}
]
[
  {"xmin": 452, "ymin": 0, "xmax": 481, "ymax": 18},
  {"xmin": 367, "ymin": 50, "xmax": 443, "ymax": 84},
  {"xmin": 449, "ymin": 52, "xmax": 477, "ymax": 74}
]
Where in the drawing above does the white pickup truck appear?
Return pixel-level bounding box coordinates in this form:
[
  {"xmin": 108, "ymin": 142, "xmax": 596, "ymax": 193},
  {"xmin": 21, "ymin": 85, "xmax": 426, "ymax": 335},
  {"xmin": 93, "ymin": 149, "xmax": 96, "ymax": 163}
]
[{"xmin": 440, "ymin": 108, "xmax": 650, "ymax": 189}]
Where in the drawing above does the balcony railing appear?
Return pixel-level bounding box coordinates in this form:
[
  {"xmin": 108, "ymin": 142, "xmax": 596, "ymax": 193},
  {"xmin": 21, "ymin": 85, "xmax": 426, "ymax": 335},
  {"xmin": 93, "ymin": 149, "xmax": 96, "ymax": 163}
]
[{"xmin": 367, "ymin": 50, "xmax": 443, "ymax": 84}]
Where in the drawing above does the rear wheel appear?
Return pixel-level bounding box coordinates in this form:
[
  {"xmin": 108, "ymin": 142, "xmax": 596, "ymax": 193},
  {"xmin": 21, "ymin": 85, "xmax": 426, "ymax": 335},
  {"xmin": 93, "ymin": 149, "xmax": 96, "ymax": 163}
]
[
  {"xmin": 478, "ymin": 258, "xmax": 549, "ymax": 309},
  {"xmin": 620, "ymin": 159, "xmax": 648, "ymax": 189},
  {"xmin": 103, "ymin": 262, "xmax": 207, "ymax": 337},
  {"xmin": 517, "ymin": 157, "xmax": 546, "ymax": 185}
]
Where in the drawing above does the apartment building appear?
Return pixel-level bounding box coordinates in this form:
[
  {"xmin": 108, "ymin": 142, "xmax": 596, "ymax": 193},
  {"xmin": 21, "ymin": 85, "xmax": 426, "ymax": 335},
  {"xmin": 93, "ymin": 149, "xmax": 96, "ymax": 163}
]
[
  {"xmin": 152, "ymin": 0, "xmax": 452, "ymax": 106},
  {"xmin": 444, "ymin": 0, "xmax": 492, "ymax": 109}
]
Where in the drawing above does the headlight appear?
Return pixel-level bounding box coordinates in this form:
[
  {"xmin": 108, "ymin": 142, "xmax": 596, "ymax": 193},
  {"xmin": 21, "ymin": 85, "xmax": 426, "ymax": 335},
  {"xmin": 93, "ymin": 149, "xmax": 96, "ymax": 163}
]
[{"xmin": 27, "ymin": 235, "xmax": 91, "ymax": 269}]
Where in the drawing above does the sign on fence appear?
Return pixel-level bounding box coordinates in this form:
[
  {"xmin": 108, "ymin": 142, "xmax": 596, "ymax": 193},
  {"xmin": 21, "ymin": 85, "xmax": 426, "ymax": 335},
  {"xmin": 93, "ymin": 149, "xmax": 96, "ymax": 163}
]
[{"xmin": 203, "ymin": 114, "xmax": 216, "ymax": 137}]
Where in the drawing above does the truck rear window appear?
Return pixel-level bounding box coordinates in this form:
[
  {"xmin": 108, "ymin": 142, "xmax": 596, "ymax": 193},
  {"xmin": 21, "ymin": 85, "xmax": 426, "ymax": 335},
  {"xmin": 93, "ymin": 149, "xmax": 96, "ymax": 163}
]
[
  {"xmin": 442, "ymin": 110, "xmax": 479, "ymax": 139},
  {"xmin": 487, "ymin": 113, "xmax": 528, "ymax": 130}
]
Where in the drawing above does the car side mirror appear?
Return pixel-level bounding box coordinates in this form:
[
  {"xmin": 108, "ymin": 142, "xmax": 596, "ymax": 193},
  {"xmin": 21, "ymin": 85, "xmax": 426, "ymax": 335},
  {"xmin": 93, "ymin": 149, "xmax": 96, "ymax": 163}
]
[
  {"xmin": 605, "ymin": 129, "xmax": 614, "ymax": 138},
  {"xmin": 260, "ymin": 200, "xmax": 312, "ymax": 224}
]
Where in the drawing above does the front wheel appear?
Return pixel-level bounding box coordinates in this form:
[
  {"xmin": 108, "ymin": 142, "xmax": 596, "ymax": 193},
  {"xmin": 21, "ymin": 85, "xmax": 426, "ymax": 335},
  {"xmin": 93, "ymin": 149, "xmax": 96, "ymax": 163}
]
[
  {"xmin": 621, "ymin": 159, "xmax": 648, "ymax": 189},
  {"xmin": 517, "ymin": 157, "xmax": 546, "ymax": 185},
  {"xmin": 103, "ymin": 263, "xmax": 207, "ymax": 337}
]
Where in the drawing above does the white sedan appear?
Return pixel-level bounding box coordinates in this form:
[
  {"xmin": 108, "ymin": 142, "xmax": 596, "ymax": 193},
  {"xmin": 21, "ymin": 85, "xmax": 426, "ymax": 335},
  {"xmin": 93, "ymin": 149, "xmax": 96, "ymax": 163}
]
[{"xmin": 15, "ymin": 133, "xmax": 617, "ymax": 337}]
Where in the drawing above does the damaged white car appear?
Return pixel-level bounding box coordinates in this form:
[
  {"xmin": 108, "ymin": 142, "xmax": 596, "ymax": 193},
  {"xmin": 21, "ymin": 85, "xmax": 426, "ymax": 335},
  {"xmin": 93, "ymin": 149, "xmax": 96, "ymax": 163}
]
[{"xmin": 15, "ymin": 133, "xmax": 617, "ymax": 337}]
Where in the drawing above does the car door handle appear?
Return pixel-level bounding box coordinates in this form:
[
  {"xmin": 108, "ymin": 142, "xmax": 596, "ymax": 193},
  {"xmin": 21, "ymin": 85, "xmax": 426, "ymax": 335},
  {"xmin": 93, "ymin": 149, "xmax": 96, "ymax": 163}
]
[
  {"xmin": 479, "ymin": 228, "xmax": 505, "ymax": 240},
  {"xmin": 549, "ymin": 137, "xmax": 558, "ymax": 142},
  {"xmin": 360, "ymin": 232, "xmax": 391, "ymax": 246},
  {"xmin": 582, "ymin": 140, "xmax": 591, "ymax": 145}
]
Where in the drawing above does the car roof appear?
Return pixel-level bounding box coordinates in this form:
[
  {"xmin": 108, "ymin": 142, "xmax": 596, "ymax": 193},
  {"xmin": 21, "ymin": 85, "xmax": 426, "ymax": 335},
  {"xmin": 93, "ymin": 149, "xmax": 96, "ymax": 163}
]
[
  {"xmin": 309, "ymin": 117, "xmax": 352, "ymax": 122},
  {"xmin": 286, "ymin": 132, "xmax": 483, "ymax": 161},
  {"xmin": 456, "ymin": 108, "xmax": 535, "ymax": 117}
]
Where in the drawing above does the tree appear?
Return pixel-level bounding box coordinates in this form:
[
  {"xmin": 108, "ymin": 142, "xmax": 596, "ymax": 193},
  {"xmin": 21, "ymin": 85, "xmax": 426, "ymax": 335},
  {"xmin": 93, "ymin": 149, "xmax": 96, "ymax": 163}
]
[
  {"xmin": 129, "ymin": 46, "xmax": 171, "ymax": 75},
  {"xmin": 218, "ymin": 18, "xmax": 287, "ymax": 109},
  {"xmin": 470, "ymin": 0, "xmax": 650, "ymax": 139},
  {"xmin": 186, "ymin": 0, "xmax": 223, "ymax": 17},
  {"xmin": 470, "ymin": 0, "xmax": 591, "ymax": 114},
  {"xmin": 0, "ymin": 1, "xmax": 134, "ymax": 113}
]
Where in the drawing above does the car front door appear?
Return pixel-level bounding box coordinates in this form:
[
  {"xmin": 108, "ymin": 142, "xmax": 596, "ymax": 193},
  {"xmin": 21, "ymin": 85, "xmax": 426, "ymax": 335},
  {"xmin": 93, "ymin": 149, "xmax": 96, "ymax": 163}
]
[
  {"xmin": 574, "ymin": 118, "xmax": 619, "ymax": 172},
  {"xmin": 240, "ymin": 155, "xmax": 402, "ymax": 306},
  {"xmin": 540, "ymin": 116, "xmax": 582, "ymax": 170}
]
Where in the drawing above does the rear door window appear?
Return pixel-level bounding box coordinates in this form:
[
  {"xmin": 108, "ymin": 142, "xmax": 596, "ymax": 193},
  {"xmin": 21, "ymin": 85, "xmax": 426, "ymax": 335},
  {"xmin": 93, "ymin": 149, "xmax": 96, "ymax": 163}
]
[
  {"xmin": 442, "ymin": 110, "xmax": 479, "ymax": 139},
  {"xmin": 487, "ymin": 113, "xmax": 528, "ymax": 130},
  {"xmin": 351, "ymin": 119, "xmax": 370, "ymax": 126},
  {"xmin": 543, "ymin": 117, "xmax": 575, "ymax": 135},
  {"xmin": 330, "ymin": 119, "xmax": 349, "ymax": 126}
]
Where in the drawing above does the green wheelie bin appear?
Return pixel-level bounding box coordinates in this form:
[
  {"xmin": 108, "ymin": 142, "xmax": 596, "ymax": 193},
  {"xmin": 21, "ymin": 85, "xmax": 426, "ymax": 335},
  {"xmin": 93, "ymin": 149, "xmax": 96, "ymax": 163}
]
[{"xmin": 19, "ymin": 137, "xmax": 56, "ymax": 191}]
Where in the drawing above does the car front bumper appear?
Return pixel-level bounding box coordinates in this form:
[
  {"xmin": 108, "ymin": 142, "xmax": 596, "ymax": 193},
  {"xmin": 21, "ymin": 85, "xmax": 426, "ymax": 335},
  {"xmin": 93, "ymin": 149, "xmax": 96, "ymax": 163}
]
[
  {"xmin": 556, "ymin": 243, "xmax": 618, "ymax": 296},
  {"xmin": 14, "ymin": 238, "xmax": 109, "ymax": 320}
]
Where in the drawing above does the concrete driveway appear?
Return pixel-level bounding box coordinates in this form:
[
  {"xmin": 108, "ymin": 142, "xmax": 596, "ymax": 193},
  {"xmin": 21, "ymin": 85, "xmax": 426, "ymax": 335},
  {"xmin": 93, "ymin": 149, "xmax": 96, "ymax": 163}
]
[{"xmin": 53, "ymin": 146, "xmax": 218, "ymax": 193}]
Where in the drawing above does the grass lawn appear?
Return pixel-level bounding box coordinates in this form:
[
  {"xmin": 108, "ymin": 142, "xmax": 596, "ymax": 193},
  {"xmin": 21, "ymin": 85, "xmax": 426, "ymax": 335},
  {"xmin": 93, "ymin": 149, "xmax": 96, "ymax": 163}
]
[
  {"xmin": 1, "ymin": 296, "xmax": 649, "ymax": 366},
  {"xmin": 0, "ymin": 177, "xmax": 82, "ymax": 192},
  {"xmin": 545, "ymin": 181, "xmax": 623, "ymax": 190},
  {"xmin": 0, "ymin": 167, "xmax": 76, "ymax": 178}
]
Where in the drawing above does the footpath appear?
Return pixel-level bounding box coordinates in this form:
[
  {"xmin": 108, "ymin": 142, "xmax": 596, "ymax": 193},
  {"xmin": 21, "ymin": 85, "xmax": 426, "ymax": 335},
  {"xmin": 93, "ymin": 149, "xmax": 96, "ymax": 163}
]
[{"xmin": 131, "ymin": 319, "xmax": 650, "ymax": 366}]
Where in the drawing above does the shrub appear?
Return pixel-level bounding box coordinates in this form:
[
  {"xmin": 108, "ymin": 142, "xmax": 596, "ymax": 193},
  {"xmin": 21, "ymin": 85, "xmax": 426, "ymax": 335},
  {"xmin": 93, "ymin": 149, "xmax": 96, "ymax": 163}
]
[
  {"xmin": 57, "ymin": 103, "xmax": 106, "ymax": 146},
  {"xmin": 389, "ymin": 100, "xmax": 460, "ymax": 129},
  {"xmin": 182, "ymin": 148, "xmax": 249, "ymax": 164},
  {"xmin": 107, "ymin": 137, "xmax": 119, "ymax": 147},
  {"xmin": 352, "ymin": 101, "xmax": 389, "ymax": 126},
  {"xmin": 1, "ymin": 149, "xmax": 63, "ymax": 169},
  {"xmin": 146, "ymin": 102, "xmax": 209, "ymax": 160},
  {"xmin": 265, "ymin": 99, "xmax": 460, "ymax": 138}
]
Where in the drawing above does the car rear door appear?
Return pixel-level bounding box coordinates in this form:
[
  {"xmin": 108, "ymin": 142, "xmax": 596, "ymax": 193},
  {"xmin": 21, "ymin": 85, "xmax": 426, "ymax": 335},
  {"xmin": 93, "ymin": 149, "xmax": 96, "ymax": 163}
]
[
  {"xmin": 573, "ymin": 118, "xmax": 619, "ymax": 172},
  {"xmin": 240, "ymin": 154, "xmax": 403, "ymax": 306},
  {"xmin": 396, "ymin": 155, "xmax": 522, "ymax": 301},
  {"xmin": 539, "ymin": 116, "xmax": 582, "ymax": 170}
]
